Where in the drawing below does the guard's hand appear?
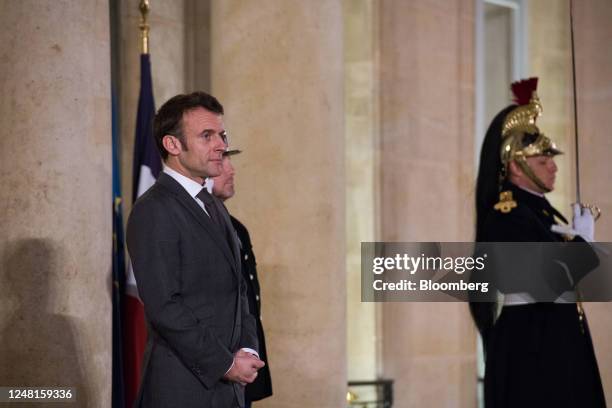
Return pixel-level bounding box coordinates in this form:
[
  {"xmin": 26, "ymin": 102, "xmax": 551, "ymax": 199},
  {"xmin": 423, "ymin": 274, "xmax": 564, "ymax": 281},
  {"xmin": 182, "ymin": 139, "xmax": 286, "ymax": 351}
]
[
  {"xmin": 223, "ymin": 351, "xmax": 265, "ymax": 386},
  {"xmin": 572, "ymin": 203, "xmax": 595, "ymax": 242}
]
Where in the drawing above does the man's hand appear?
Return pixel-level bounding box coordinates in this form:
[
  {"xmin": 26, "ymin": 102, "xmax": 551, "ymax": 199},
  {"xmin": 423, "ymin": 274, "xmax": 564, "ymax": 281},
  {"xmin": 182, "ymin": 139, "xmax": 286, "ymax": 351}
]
[
  {"xmin": 572, "ymin": 203, "xmax": 595, "ymax": 242},
  {"xmin": 551, "ymin": 204, "xmax": 596, "ymax": 242},
  {"xmin": 223, "ymin": 350, "xmax": 265, "ymax": 386}
]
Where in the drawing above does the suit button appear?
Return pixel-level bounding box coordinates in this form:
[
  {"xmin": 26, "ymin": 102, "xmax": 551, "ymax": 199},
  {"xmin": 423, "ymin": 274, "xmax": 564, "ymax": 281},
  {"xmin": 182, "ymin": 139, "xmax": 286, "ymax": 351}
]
[
  {"xmin": 249, "ymin": 274, "xmax": 254, "ymax": 280},
  {"xmin": 255, "ymin": 295, "xmax": 260, "ymax": 301},
  {"xmin": 244, "ymin": 254, "xmax": 249, "ymax": 260}
]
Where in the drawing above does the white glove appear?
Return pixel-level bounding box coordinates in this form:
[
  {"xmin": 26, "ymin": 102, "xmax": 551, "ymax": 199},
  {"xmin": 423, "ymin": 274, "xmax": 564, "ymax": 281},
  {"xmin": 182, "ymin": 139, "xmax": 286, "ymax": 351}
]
[
  {"xmin": 551, "ymin": 224, "xmax": 576, "ymax": 237},
  {"xmin": 572, "ymin": 203, "xmax": 595, "ymax": 242}
]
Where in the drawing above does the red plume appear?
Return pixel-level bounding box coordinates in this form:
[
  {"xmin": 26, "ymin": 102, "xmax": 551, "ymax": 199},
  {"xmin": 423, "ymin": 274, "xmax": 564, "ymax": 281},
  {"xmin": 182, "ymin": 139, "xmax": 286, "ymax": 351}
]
[{"xmin": 511, "ymin": 77, "xmax": 538, "ymax": 105}]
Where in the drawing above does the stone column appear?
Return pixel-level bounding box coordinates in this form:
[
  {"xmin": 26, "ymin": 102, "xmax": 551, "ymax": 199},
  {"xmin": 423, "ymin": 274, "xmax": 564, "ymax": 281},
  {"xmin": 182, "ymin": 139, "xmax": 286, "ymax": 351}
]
[
  {"xmin": 209, "ymin": 1, "xmax": 346, "ymax": 406},
  {"xmin": 378, "ymin": 1, "xmax": 477, "ymax": 407},
  {"xmin": 574, "ymin": 1, "xmax": 612, "ymax": 404},
  {"xmin": 0, "ymin": 1, "xmax": 112, "ymax": 406}
]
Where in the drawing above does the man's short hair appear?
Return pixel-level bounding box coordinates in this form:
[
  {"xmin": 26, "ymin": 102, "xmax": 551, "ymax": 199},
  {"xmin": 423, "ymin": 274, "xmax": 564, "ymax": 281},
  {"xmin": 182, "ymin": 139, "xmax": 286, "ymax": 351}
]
[{"xmin": 153, "ymin": 91, "xmax": 224, "ymax": 160}]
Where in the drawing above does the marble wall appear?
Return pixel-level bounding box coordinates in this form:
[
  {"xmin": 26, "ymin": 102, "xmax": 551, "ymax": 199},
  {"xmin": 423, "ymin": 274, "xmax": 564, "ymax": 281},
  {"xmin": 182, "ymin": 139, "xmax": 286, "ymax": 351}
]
[
  {"xmin": 530, "ymin": 2, "xmax": 612, "ymax": 404},
  {"xmin": 572, "ymin": 1, "xmax": 612, "ymax": 405},
  {"xmin": 209, "ymin": 1, "xmax": 347, "ymax": 407},
  {"xmin": 0, "ymin": 1, "xmax": 112, "ymax": 406},
  {"xmin": 528, "ymin": 0, "xmax": 574, "ymax": 218},
  {"xmin": 378, "ymin": 1, "xmax": 477, "ymax": 407}
]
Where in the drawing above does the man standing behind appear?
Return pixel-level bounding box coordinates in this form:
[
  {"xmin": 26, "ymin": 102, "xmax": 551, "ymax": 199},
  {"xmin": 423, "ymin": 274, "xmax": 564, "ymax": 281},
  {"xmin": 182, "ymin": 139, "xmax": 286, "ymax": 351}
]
[
  {"xmin": 212, "ymin": 150, "xmax": 273, "ymax": 407},
  {"xmin": 127, "ymin": 92, "xmax": 264, "ymax": 408}
]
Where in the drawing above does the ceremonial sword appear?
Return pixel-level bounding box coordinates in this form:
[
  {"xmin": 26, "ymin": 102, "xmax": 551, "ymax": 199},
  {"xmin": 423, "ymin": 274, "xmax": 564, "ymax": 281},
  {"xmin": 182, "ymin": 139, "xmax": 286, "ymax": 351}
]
[{"xmin": 569, "ymin": 0, "xmax": 601, "ymax": 220}]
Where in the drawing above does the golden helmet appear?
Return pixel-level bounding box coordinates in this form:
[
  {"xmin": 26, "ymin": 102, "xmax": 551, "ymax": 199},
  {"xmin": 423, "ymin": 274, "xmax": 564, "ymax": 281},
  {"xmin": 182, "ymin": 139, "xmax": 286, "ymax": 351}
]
[{"xmin": 500, "ymin": 78, "xmax": 562, "ymax": 192}]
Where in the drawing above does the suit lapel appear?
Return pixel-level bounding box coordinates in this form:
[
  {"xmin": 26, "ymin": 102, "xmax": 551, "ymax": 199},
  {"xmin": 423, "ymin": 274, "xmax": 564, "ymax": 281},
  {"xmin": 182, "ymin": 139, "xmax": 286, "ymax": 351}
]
[{"xmin": 157, "ymin": 173, "xmax": 237, "ymax": 271}]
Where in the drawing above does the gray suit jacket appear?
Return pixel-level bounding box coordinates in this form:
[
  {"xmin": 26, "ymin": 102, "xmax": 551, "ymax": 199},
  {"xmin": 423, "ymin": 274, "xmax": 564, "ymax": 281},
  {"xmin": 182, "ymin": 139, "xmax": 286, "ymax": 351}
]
[{"xmin": 127, "ymin": 172, "xmax": 258, "ymax": 408}]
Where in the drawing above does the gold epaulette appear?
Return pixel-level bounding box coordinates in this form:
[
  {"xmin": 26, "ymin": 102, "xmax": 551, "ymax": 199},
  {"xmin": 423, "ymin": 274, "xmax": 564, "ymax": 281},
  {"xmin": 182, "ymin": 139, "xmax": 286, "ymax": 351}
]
[{"xmin": 494, "ymin": 191, "xmax": 517, "ymax": 213}]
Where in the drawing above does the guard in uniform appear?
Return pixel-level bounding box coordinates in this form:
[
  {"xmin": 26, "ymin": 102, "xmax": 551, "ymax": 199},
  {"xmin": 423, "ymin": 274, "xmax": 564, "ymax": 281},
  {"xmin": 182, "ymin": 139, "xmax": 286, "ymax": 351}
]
[
  {"xmin": 230, "ymin": 215, "xmax": 273, "ymax": 405},
  {"xmin": 211, "ymin": 149, "xmax": 273, "ymax": 407},
  {"xmin": 471, "ymin": 78, "xmax": 606, "ymax": 407}
]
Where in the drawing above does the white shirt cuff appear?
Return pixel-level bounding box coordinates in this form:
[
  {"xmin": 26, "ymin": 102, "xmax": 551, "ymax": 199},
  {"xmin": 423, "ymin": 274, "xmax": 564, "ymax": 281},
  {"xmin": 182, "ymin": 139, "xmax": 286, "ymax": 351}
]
[
  {"xmin": 241, "ymin": 347, "xmax": 259, "ymax": 359},
  {"xmin": 224, "ymin": 358, "xmax": 235, "ymax": 376}
]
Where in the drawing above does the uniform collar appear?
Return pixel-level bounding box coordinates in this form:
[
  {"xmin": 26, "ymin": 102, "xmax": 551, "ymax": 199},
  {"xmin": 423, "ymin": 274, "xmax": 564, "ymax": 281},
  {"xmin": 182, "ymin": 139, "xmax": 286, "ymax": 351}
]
[{"xmin": 505, "ymin": 182, "xmax": 568, "ymax": 224}]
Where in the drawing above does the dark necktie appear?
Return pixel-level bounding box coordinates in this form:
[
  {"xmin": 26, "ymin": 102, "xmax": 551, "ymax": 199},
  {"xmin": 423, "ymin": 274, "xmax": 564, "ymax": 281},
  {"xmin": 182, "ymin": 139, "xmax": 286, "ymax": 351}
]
[
  {"xmin": 197, "ymin": 188, "xmax": 236, "ymax": 256},
  {"xmin": 196, "ymin": 188, "xmax": 223, "ymax": 229}
]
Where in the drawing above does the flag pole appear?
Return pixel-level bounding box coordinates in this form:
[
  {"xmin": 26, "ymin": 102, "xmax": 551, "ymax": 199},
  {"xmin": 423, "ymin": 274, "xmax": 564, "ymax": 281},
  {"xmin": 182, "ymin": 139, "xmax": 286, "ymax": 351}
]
[
  {"xmin": 139, "ymin": 0, "xmax": 150, "ymax": 55},
  {"xmin": 124, "ymin": 3, "xmax": 159, "ymax": 407}
]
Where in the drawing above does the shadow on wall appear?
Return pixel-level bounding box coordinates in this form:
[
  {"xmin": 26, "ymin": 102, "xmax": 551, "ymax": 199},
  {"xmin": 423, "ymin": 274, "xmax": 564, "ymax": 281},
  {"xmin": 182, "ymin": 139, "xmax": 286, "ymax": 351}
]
[{"xmin": 0, "ymin": 239, "xmax": 90, "ymax": 406}]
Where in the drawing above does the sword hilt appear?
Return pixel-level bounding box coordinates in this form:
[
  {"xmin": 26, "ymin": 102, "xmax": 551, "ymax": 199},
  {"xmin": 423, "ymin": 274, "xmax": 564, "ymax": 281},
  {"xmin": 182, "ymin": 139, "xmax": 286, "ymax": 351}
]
[{"xmin": 578, "ymin": 203, "xmax": 602, "ymax": 222}]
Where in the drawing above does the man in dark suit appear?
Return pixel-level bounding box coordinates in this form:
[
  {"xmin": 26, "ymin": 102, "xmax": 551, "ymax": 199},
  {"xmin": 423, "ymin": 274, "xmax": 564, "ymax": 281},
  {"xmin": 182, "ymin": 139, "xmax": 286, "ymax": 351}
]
[
  {"xmin": 127, "ymin": 92, "xmax": 265, "ymax": 408},
  {"xmin": 212, "ymin": 150, "xmax": 273, "ymax": 407}
]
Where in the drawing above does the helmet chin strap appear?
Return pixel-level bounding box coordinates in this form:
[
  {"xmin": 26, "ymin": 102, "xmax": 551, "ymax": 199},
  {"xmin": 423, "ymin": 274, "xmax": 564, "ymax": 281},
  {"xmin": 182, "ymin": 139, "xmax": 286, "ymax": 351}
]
[{"xmin": 516, "ymin": 158, "xmax": 552, "ymax": 193}]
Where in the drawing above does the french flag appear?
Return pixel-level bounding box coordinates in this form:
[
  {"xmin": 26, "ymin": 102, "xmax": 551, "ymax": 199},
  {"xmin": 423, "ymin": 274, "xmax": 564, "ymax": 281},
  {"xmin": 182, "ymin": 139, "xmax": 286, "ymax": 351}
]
[{"xmin": 124, "ymin": 53, "xmax": 160, "ymax": 408}]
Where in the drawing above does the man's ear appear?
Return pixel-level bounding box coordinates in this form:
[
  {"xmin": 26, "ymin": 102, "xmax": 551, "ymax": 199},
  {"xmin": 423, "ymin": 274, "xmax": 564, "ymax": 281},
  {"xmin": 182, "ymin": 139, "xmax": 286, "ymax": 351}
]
[
  {"xmin": 508, "ymin": 160, "xmax": 523, "ymax": 179},
  {"xmin": 162, "ymin": 135, "xmax": 181, "ymax": 157}
]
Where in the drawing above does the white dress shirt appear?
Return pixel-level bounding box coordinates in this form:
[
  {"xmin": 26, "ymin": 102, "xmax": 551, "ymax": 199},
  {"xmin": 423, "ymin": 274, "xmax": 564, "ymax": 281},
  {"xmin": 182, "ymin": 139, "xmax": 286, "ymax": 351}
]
[{"xmin": 163, "ymin": 165, "xmax": 210, "ymax": 216}]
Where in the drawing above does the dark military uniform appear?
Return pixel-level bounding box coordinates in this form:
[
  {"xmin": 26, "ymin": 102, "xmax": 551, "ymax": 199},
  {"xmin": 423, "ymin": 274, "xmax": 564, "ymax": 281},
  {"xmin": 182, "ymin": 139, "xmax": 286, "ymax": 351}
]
[
  {"xmin": 481, "ymin": 183, "xmax": 606, "ymax": 408},
  {"xmin": 230, "ymin": 216, "xmax": 273, "ymax": 403}
]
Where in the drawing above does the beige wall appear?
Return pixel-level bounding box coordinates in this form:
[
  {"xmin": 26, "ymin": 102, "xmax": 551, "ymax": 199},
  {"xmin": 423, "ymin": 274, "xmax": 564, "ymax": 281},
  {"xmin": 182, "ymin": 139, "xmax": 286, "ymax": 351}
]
[
  {"xmin": 573, "ymin": 1, "xmax": 612, "ymax": 405},
  {"xmin": 528, "ymin": 0, "xmax": 574, "ymax": 217},
  {"xmin": 0, "ymin": 1, "xmax": 112, "ymax": 406},
  {"xmin": 530, "ymin": 1, "xmax": 612, "ymax": 404},
  {"xmin": 378, "ymin": 1, "xmax": 477, "ymax": 407},
  {"xmin": 209, "ymin": 1, "xmax": 347, "ymax": 407},
  {"xmin": 184, "ymin": 0, "xmax": 212, "ymax": 92}
]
